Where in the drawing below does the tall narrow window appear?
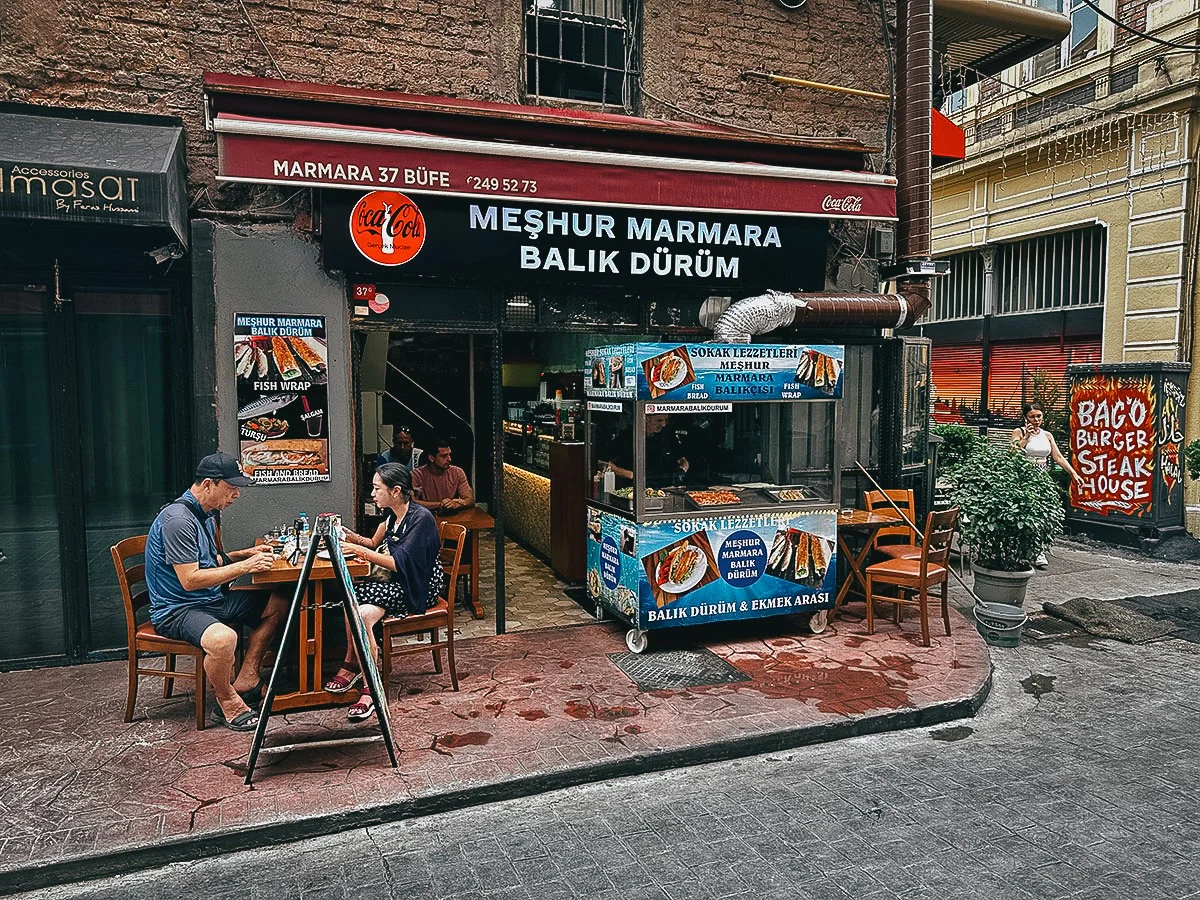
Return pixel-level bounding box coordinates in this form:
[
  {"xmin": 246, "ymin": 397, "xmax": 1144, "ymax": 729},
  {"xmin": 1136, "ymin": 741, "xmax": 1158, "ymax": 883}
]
[
  {"xmin": 1067, "ymin": 0, "xmax": 1098, "ymax": 64},
  {"xmin": 1025, "ymin": 0, "xmax": 1097, "ymax": 80},
  {"xmin": 525, "ymin": 0, "xmax": 640, "ymax": 109}
]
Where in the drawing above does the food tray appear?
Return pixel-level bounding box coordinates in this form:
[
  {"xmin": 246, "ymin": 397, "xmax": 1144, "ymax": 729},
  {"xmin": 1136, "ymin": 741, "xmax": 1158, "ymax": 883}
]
[
  {"xmin": 685, "ymin": 489, "xmax": 744, "ymax": 511},
  {"xmin": 765, "ymin": 486, "xmax": 815, "ymax": 503},
  {"xmin": 608, "ymin": 489, "xmax": 666, "ymax": 511}
]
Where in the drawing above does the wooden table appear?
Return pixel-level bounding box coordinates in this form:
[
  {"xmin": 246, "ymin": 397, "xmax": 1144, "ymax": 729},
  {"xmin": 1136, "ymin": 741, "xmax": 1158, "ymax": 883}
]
[
  {"xmin": 435, "ymin": 506, "xmax": 494, "ymax": 619},
  {"xmin": 251, "ymin": 555, "xmax": 369, "ymax": 711},
  {"xmin": 834, "ymin": 510, "xmax": 904, "ymax": 617}
]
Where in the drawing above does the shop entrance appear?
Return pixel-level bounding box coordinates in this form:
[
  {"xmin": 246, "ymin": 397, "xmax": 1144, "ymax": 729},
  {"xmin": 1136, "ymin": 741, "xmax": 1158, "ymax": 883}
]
[
  {"xmin": 353, "ymin": 327, "xmax": 599, "ymax": 637},
  {"xmin": 0, "ymin": 283, "xmax": 188, "ymax": 666}
]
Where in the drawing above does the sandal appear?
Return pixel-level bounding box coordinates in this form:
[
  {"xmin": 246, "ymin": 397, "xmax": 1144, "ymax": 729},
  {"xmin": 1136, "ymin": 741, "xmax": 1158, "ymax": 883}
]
[
  {"xmin": 212, "ymin": 706, "xmax": 259, "ymax": 732},
  {"xmin": 324, "ymin": 667, "xmax": 362, "ymax": 694},
  {"xmin": 347, "ymin": 690, "xmax": 375, "ymax": 722},
  {"xmin": 236, "ymin": 678, "xmax": 266, "ymax": 709}
]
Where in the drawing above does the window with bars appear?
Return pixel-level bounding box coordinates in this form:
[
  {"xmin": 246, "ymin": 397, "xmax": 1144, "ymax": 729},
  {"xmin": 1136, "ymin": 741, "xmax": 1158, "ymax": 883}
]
[
  {"xmin": 524, "ymin": 0, "xmax": 641, "ymax": 109},
  {"xmin": 930, "ymin": 225, "xmax": 1107, "ymax": 322},
  {"xmin": 995, "ymin": 225, "xmax": 1106, "ymax": 315},
  {"xmin": 930, "ymin": 249, "xmax": 986, "ymax": 322}
]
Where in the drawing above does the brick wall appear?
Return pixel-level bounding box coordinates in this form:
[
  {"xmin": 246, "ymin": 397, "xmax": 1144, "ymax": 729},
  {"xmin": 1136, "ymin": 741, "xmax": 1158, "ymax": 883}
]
[
  {"xmin": 0, "ymin": 0, "xmax": 887, "ymax": 203},
  {"xmin": 1115, "ymin": 0, "xmax": 1149, "ymax": 47},
  {"xmin": 641, "ymin": 0, "xmax": 889, "ymax": 147}
]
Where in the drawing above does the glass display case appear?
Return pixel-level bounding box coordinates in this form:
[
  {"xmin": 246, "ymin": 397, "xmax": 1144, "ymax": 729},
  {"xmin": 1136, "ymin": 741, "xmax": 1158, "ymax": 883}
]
[
  {"xmin": 503, "ymin": 399, "xmax": 583, "ymax": 475},
  {"xmin": 584, "ymin": 342, "xmax": 842, "ymax": 653}
]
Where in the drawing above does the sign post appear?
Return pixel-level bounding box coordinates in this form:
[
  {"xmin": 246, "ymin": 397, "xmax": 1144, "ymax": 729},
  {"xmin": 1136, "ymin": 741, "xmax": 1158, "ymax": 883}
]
[{"xmin": 245, "ymin": 513, "xmax": 398, "ymax": 784}]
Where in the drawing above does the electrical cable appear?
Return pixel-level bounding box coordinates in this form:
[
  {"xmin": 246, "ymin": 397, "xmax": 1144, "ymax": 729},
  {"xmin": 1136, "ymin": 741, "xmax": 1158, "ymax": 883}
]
[
  {"xmin": 958, "ymin": 62, "xmax": 1111, "ymax": 114},
  {"xmin": 772, "ymin": 0, "xmax": 808, "ymax": 9},
  {"xmin": 1078, "ymin": 0, "xmax": 1200, "ymax": 53},
  {"xmin": 237, "ymin": 0, "xmax": 287, "ymax": 80},
  {"xmin": 879, "ymin": 0, "xmax": 896, "ymax": 176},
  {"xmin": 952, "ymin": 61, "xmax": 1179, "ymax": 131},
  {"xmin": 639, "ymin": 85, "xmax": 860, "ymax": 143}
]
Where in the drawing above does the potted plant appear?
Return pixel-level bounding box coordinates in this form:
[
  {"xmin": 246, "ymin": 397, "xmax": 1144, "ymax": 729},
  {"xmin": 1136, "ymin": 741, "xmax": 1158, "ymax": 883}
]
[
  {"xmin": 948, "ymin": 442, "xmax": 1065, "ymax": 605},
  {"xmin": 931, "ymin": 423, "xmax": 982, "ymax": 477}
]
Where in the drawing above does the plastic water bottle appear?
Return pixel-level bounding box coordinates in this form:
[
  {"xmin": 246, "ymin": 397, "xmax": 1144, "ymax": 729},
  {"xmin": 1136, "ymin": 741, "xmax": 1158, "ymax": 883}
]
[{"xmin": 298, "ymin": 512, "xmax": 310, "ymax": 552}]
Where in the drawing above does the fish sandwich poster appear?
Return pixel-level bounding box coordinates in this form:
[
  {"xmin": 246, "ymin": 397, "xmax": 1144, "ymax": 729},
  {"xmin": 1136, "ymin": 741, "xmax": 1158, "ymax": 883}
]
[{"xmin": 234, "ymin": 313, "xmax": 331, "ymax": 484}]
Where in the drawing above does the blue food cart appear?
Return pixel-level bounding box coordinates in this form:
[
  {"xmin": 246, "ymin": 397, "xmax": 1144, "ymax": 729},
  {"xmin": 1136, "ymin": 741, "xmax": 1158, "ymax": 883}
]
[{"xmin": 584, "ymin": 342, "xmax": 842, "ymax": 653}]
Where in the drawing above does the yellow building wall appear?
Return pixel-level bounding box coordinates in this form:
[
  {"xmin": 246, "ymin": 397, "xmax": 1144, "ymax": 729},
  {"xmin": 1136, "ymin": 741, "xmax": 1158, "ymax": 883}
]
[
  {"xmin": 933, "ymin": 117, "xmax": 1191, "ymax": 366},
  {"xmin": 934, "ymin": 113, "xmax": 1200, "ymax": 534}
]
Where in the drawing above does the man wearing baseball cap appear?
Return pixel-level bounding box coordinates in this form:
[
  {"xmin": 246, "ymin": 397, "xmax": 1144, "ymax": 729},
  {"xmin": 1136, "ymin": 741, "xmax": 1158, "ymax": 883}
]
[{"xmin": 144, "ymin": 452, "xmax": 286, "ymax": 731}]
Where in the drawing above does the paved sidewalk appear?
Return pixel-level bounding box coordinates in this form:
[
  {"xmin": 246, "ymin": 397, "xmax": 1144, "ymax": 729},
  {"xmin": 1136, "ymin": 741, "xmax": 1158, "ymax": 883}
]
[
  {"xmin": 27, "ymin": 590, "xmax": 1199, "ymax": 900},
  {"xmin": 3, "ymin": 538, "xmax": 1186, "ymax": 895},
  {"xmin": 945, "ymin": 539, "xmax": 1200, "ymax": 613},
  {"xmin": 0, "ymin": 607, "xmax": 987, "ymax": 895}
]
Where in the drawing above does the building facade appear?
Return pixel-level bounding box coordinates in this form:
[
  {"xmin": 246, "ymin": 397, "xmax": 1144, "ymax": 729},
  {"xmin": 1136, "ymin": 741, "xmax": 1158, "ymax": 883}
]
[
  {"xmin": 927, "ymin": 0, "xmax": 1200, "ymax": 532},
  {"xmin": 2, "ymin": 0, "xmax": 922, "ymax": 668}
]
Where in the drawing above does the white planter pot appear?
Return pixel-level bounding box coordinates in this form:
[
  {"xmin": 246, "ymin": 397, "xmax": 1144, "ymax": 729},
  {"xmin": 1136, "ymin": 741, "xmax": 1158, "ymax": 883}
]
[{"xmin": 971, "ymin": 564, "xmax": 1036, "ymax": 606}]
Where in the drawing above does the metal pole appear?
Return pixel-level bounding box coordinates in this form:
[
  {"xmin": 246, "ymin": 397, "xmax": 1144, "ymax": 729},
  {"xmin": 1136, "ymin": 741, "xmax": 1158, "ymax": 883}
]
[
  {"xmin": 469, "ymin": 334, "xmax": 477, "ymax": 490},
  {"xmin": 854, "ymin": 460, "xmax": 984, "ymax": 607},
  {"xmin": 743, "ymin": 70, "xmax": 890, "ymax": 101}
]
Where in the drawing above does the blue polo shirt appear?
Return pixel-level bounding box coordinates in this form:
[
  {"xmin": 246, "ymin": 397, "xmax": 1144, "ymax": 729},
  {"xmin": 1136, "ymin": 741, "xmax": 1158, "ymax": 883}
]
[{"xmin": 146, "ymin": 491, "xmax": 225, "ymax": 626}]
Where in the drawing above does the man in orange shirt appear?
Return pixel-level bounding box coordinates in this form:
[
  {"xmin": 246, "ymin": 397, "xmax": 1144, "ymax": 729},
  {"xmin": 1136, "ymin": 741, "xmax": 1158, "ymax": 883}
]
[{"xmin": 412, "ymin": 439, "xmax": 474, "ymax": 511}]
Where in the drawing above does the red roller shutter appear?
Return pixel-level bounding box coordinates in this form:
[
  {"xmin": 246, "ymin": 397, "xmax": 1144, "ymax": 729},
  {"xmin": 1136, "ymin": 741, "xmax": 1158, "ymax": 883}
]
[
  {"xmin": 931, "ymin": 344, "xmax": 983, "ymax": 423},
  {"xmin": 987, "ymin": 338, "xmax": 1101, "ymax": 421}
]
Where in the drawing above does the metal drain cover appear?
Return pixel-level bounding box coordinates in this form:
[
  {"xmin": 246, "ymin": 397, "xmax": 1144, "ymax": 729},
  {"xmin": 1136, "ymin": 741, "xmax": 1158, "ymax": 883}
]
[{"xmin": 607, "ymin": 648, "xmax": 751, "ymax": 691}]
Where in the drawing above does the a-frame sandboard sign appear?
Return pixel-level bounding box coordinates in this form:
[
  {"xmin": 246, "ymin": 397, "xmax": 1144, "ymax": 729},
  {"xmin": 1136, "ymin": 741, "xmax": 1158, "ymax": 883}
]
[{"xmin": 244, "ymin": 513, "xmax": 398, "ymax": 784}]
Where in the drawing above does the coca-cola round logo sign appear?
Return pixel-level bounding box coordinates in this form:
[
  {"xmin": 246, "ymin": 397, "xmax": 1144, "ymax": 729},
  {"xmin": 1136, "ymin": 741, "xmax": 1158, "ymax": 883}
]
[{"xmin": 350, "ymin": 190, "xmax": 426, "ymax": 266}]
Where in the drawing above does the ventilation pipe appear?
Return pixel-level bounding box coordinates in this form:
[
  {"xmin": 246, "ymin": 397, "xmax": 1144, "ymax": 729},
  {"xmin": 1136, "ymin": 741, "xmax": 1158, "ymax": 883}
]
[{"xmin": 713, "ymin": 0, "xmax": 933, "ymax": 343}]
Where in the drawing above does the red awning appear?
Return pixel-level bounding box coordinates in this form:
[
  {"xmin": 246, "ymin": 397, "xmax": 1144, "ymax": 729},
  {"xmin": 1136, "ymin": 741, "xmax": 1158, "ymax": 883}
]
[
  {"xmin": 213, "ymin": 113, "xmax": 896, "ymax": 220},
  {"xmin": 932, "ymin": 107, "xmax": 966, "ymax": 165}
]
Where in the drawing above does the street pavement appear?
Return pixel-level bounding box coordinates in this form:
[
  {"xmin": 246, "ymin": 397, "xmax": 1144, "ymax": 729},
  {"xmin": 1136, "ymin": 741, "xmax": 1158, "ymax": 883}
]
[{"xmin": 20, "ymin": 594, "xmax": 1200, "ymax": 900}]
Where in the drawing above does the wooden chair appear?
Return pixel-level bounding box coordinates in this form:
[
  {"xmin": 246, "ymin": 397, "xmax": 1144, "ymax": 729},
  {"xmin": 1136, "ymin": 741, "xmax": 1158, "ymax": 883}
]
[
  {"xmin": 111, "ymin": 535, "xmax": 208, "ymax": 730},
  {"xmin": 380, "ymin": 521, "xmax": 467, "ymax": 695},
  {"xmin": 863, "ymin": 488, "xmax": 922, "ymax": 561},
  {"xmin": 863, "ymin": 507, "xmax": 959, "ymax": 647}
]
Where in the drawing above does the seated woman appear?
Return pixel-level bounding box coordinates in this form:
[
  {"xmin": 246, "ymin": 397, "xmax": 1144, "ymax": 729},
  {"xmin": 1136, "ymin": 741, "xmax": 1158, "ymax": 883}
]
[{"xmin": 324, "ymin": 463, "xmax": 444, "ymax": 722}]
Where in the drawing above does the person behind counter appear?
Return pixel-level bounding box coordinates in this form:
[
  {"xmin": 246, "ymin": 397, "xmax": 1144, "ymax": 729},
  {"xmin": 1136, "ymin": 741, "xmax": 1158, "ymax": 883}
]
[
  {"xmin": 412, "ymin": 438, "xmax": 475, "ymax": 512},
  {"xmin": 377, "ymin": 425, "xmax": 422, "ymax": 471},
  {"xmin": 605, "ymin": 413, "xmax": 690, "ymax": 488},
  {"xmin": 325, "ymin": 463, "xmax": 444, "ymax": 722}
]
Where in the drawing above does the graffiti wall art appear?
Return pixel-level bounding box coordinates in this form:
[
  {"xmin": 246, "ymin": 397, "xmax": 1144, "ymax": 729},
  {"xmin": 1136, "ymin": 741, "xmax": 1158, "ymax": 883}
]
[{"xmin": 1070, "ymin": 374, "xmax": 1156, "ymax": 518}]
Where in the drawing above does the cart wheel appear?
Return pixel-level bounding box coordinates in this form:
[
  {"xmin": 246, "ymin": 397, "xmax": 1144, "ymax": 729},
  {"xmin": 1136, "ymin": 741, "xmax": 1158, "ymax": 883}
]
[
  {"xmin": 806, "ymin": 609, "xmax": 830, "ymax": 634},
  {"xmin": 625, "ymin": 629, "xmax": 649, "ymax": 654}
]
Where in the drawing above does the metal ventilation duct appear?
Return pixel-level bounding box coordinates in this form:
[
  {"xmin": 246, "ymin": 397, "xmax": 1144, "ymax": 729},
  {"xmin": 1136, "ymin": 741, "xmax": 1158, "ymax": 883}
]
[{"xmin": 713, "ymin": 0, "xmax": 933, "ymax": 342}]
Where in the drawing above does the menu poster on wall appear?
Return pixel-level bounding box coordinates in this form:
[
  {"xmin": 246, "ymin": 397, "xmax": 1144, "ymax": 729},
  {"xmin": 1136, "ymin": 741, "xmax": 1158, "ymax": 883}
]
[
  {"xmin": 234, "ymin": 314, "xmax": 330, "ymax": 484},
  {"xmin": 1070, "ymin": 374, "xmax": 1155, "ymax": 517}
]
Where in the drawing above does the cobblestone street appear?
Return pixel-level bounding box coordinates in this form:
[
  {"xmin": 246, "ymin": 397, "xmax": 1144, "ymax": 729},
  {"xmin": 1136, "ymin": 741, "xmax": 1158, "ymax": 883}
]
[{"xmin": 24, "ymin": 618, "xmax": 1199, "ymax": 900}]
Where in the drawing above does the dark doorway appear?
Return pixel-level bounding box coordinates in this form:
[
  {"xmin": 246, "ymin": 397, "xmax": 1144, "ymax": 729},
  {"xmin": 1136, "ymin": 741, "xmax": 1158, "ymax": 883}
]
[{"xmin": 0, "ymin": 283, "xmax": 188, "ymax": 665}]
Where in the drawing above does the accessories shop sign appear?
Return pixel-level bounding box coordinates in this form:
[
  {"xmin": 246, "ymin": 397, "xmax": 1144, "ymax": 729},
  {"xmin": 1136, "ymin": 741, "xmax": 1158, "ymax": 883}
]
[
  {"xmin": 0, "ymin": 162, "xmax": 162, "ymax": 229},
  {"xmin": 322, "ymin": 190, "xmax": 826, "ymax": 290}
]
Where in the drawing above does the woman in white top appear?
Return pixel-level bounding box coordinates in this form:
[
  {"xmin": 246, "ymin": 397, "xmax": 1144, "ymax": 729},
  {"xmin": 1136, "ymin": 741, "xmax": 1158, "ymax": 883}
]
[{"xmin": 1011, "ymin": 402, "xmax": 1081, "ymax": 567}]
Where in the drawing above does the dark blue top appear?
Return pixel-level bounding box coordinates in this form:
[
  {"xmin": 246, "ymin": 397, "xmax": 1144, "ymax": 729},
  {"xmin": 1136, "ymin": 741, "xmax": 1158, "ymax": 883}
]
[
  {"xmin": 146, "ymin": 491, "xmax": 224, "ymax": 625},
  {"xmin": 383, "ymin": 503, "xmax": 440, "ymax": 614}
]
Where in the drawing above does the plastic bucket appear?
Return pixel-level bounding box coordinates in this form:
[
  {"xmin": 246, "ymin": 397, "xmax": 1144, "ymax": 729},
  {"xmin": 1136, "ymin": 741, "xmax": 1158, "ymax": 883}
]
[{"xmin": 972, "ymin": 601, "xmax": 1027, "ymax": 648}]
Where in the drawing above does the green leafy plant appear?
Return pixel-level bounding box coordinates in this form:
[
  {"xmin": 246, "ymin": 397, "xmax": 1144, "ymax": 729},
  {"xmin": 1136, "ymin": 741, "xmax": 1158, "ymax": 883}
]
[
  {"xmin": 1027, "ymin": 368, "xmax": 1067, "ymax": 437},
  {"xmin": 948, "ymin": 442, "xmax": 1065, "ymax": 571},
  {"xmin": 931, "ymin": 424, "xmax": 981, "ymax": 474},
  {"xmin": 1185, "ymin": 439, "xmax": 1200, "ymax": 481}
]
